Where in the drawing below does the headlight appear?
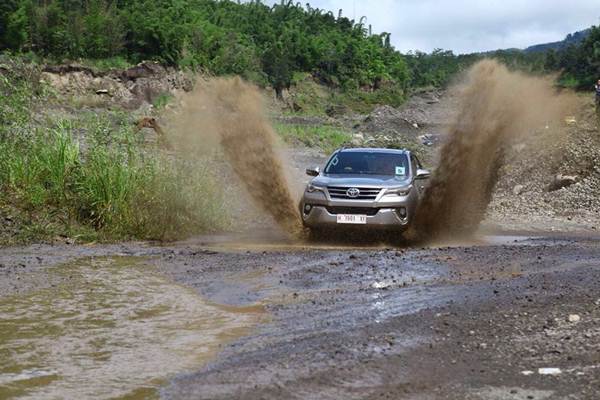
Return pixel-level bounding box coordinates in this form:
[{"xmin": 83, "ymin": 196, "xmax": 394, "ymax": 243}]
[
  {"xmin": 307, "ymin": 183, "xmax": 325, "ymax": 193},
  {"xmin": 384, "ymin": 186, "xmax": 412, "ymax": 196}
]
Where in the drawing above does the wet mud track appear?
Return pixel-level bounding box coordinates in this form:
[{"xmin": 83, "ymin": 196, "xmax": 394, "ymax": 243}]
[{"xmin": 1, "ymin": 234, "xmax": 600, "ymax": 399}]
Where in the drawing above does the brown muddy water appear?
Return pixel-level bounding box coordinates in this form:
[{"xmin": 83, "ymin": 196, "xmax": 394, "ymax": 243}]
[{"xmin": 0, "ymin": 257, "xmax": 264, "ymax": 399}]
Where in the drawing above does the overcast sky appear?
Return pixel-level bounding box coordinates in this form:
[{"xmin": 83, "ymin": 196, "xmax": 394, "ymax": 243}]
[{"xmin": 264, "ymin": 0, "xmax": 600, "ymax": 54}]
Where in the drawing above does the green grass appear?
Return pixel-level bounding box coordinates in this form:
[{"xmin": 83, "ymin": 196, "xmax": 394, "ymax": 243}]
[
  {"xmin": 274, "ymin": 123, "xmax": 352, "ymax": 154},
  {"xmin": 0, "ymin": 122, "xmax": 230, "ymax": 242},
  {"xmin": 287, "ymin": 73, "xmax": 407, "ymax": 116},
  {"xmin": 557, "ymin": 73, "xmax": 581, "ymax": 89},
  {"xmin": 75, "ymin": 56, "xmax": 133, "ymax": 72},
  {"xmin": 152, "ymin": 92, "xmax": 174, "ymax": 109}
]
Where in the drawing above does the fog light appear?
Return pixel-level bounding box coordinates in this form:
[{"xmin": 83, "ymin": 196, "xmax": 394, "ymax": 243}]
[
  {"xmin": 304, "ymin": 204, "xmax": 313, "ymax": 214},
  {"xmin": 397, "ymin": 207, "xmax": 407, "ymax": 219}
]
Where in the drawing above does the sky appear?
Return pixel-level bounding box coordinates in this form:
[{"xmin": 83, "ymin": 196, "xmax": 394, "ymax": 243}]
[{"xmin": 264, "ymin": 0, "xmax": 600, "ymax": 54}]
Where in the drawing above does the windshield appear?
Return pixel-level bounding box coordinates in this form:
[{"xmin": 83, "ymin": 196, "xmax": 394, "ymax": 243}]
[{"xmin": 324, "ymin": 152, "xmax": 410, "ymax": 177}]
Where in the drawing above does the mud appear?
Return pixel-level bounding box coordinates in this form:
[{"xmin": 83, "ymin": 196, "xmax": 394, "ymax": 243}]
[
  {"xmin": 413, "ymin": 60, "xmax": 577, "ymax": 240},
  {"xmin": 169, "ymin": 77, "xmax": 302, "ymax": 237},
  {"xmin": 0, "ymin": 255, "xmax": 263, "ymax": 399},
  {"xmin": 1, "ymin": 234, "xmax": 599, "ymax": 399}
]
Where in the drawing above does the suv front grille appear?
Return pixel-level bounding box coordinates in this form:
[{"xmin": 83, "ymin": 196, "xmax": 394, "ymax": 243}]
[
  {"xmin": 326, "ymin": 207, "xmax": 379, "ymax": 216},
  {"xmin": 327, "ymin": 186, "xmax": 381, "ymax": 200}
]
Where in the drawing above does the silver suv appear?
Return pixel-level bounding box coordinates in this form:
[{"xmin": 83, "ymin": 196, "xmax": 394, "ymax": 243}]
[{"xmin": 300, "ymin": 148, "xmax": 430, "ymax": 233}]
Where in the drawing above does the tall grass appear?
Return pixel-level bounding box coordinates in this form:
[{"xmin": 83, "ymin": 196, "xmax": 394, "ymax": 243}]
[
  {"xmin": 1, "ymin": 55, "xmax": 229, "ymax": 243},
  {"xmin": 0, "ymin": 120, "xmax": 229, "ymax": 242}
]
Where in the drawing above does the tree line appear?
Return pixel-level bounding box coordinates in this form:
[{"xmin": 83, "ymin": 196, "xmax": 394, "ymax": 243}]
[{"xmin": 0, "ymin": 0, "xmax": 598, "ymax": 95}]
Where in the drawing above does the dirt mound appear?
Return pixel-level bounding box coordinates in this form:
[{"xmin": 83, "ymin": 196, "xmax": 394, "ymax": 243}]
[
  {"xmin": 169, "ymin": 77, "xmax": 303, "ymax": 237},
  {"xmin": 361, "ymin": 105, "xmax": 418, "ymax": 134},
  {"xmin": 412, "ymin": 59, "xmax": 577, "ymax": 240}
]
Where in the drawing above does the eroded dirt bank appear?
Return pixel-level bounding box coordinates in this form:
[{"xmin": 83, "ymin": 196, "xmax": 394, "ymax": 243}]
[{"xmin": 2, "ymin": 234, "xmax": 599, "ymax": 399}]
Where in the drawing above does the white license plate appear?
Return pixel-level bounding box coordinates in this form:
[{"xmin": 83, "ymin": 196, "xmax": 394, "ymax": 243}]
[{"xmin": 336, "ymin": 214, "xmax": 367, "ymax": 224}]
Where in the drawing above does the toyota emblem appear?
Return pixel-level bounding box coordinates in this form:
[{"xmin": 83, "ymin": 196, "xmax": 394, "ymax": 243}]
[{"xmin": 346, "ymin": 187, "xmax": 360, "ymax": 198}]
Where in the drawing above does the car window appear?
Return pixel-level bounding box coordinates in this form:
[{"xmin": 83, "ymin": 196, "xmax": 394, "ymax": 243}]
[{"xmin": 325, "ymin": 152, "xmax": 409, "ymax": 176}]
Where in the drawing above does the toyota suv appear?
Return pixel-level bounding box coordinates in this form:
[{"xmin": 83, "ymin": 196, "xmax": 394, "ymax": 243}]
[{"xmin": 300, "ymin": 148, "xmax": 430, "ymax": 234}]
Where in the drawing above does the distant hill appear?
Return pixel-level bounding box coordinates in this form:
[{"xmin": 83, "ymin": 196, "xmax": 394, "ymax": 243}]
[{"xmin": 524, "ymin": 28, "xmax": 591, "ymax": 53}]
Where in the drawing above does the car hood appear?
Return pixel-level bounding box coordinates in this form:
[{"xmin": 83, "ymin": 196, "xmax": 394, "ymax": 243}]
[{"xmin": 311, "ymin": 174, "xmax": 411, "ymax": 188}]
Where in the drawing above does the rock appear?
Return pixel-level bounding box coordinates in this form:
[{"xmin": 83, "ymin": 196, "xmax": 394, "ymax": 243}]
[
  {"xmin": 95, "ymin": 89, "xmax": 109, "ymax": 95},
  {"xmin": 325, "ymin": 104, "xmax": 348, "ymax": 117},
  {"xmin": 547, "ymin": 174, "xmax": 577, "ymax": 192},
  {"xmin": 538, "ymin": 367, "xmax": 561, "ymax": 375},
  {"xmin": 351, "ymin": 133, "xmax": 364, "ymax": 146},
  {"xmin": 513, "ymin": 185, "xmax": 525, "ymax": 195},
  {"xmin": 121, "ymin": 61, "xmax": 164, "ymax": 80},
  {"xmin": 568, "ymin": 314, "xmax": 581, "ymax": 323}
]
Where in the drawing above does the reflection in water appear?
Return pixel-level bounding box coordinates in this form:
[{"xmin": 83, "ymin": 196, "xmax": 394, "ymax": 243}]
[{"xmin": 0, "ymin": 257, "xmax": 263, "ymax": 399}]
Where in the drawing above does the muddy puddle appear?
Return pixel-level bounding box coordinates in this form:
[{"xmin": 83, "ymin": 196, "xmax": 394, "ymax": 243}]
[{"xmin": 0, "ymin": 257, "xmax": 264, "ymax": 399}]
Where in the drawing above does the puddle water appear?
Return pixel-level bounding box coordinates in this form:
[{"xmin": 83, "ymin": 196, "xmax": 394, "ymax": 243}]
[{"xmin": 0, "ymin": 257, "xmax": 263, "ymax": 399}]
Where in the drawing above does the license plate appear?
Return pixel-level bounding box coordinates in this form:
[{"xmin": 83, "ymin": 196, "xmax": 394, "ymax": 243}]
[{"xmin": 336, "ymin": 214, "xmax": 367, "ymax": 224}]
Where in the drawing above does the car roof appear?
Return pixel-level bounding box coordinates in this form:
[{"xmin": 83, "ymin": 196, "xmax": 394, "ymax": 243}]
[{"xmin": 337, "ymin": 147, "xmax": 409, "ymax": 154}]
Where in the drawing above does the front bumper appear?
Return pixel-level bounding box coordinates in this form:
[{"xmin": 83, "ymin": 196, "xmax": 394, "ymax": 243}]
[
  {"xmin": 302, "ymin": 205, "xmax": 409, "ymax": 230},
  {"xmin": 300, "ymin": 188, "xmax": 416, "ymax": 231}
]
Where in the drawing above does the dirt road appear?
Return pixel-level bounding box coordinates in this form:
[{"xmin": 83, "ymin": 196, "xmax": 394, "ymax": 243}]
[{"xmin": 1, "ymin": 232, "xmax": 599, "ymax": 399}]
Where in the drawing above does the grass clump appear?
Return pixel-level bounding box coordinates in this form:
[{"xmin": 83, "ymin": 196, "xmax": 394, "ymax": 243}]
[
  {"xmin": 152, "ymin": 92, "xmax": 174, "ymax": 109},
  {"xmin": 274, "ymin": 123, "xmax": 351, "ymax": 154},
  {"xmin": 79, "ymin": 57, "xmax": 133, "ymax": 72}
]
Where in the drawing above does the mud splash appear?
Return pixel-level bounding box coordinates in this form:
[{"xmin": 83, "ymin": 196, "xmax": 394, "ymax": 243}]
[
  {"xmin": 412, "ymin": 60, "xmax": 575, "ymax": 240},
  {"xmin": 171, "ymin": 77, "xmax": 302, "ymax": 237},
  {"xmin": 0, "ymin": 257, "xmax": 263, "ymax": 399}
]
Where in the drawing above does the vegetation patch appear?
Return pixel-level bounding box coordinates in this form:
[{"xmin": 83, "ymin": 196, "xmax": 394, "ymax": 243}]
[
  {"xmin": 274, "ymin": 123, "xmax": 351, "ymax": 154},
  {"xmin": 287, "ymin": 73, "xmax": 407, "ymax": 115},
  {"xmin": 152, "ymin": 92, "xmax": 174, "ymax": 110},
  {"xmin": 0, "ymin": 59, "xmax": 229, "ymax": 244},
  {"xmin": 0, "ymin": 121, "xmax": 229, "ymax": 244}
]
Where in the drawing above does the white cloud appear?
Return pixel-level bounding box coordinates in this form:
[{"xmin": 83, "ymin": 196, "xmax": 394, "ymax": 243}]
[{"xmin": 262, "ymin": 0, "xmax": 600, "ymax": 53}]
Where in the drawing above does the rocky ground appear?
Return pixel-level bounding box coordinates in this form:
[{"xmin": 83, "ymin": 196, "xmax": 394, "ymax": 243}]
[
  {"xmin": 488, "ymin": 101, "xmax": 600, "ymax": 233},
  {"xmin": 330, "ymin": 88, "xmax": 600, "ymax": 234}
]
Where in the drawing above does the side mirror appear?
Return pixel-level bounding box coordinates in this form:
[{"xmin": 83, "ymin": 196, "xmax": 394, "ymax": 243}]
[
  {"xmin": 306, "ymin": 167, "xmax": 320, "ymax": 177},
  {"xmin": 416, "ymin": 168, "xmax": 430, "ymax": 179}
]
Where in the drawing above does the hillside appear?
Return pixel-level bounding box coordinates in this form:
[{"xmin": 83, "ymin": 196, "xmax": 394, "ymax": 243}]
[{"xmin": 525, "ymin": 28, "xmax": 591, "ymax": 53}]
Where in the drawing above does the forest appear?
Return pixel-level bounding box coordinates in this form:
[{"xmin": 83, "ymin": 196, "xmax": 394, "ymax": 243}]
[{"xmin": 0, "ymin": 0, "xmax": 599, "ymax": 95}]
